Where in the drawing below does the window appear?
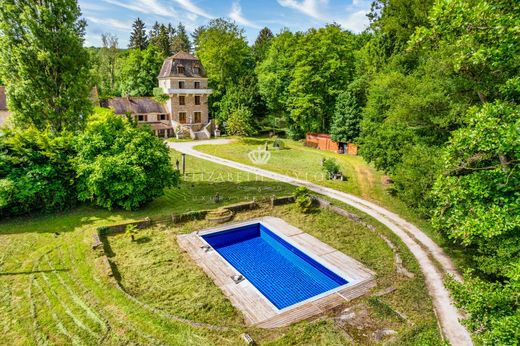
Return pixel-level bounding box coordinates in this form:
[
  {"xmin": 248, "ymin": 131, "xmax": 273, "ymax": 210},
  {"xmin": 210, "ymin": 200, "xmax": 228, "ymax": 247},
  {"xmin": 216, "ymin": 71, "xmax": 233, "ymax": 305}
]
[
  {"xmin": 159, "ymin": 114, "xmax": 167, "ymax": 121},
  {"xmin": 179, "ymin": 96, "xmax": 185, "ymax": 105},
  {"xmin": 179, "ymin": 112, "xmax": 186, "ymax": 124},
  {"xmin": 194, "ymin": 96, "xmax": 201, "ymax": 105},
  {"xmin": 194, "ymin": 66, "xmax": 200, "ymax": 75},
  {"xmin": 137, "ymin": 115, "xmax": 145, "ymax": 122},
  {"xmin": 194, "ymin": 81, "xmax": 201, "ymax": 89},
  {"xmin": 177, "ymin": 65, "xmax": 185, "ymax": 74},
  {"xmin": 178, "ymin": 81, "xmax": 185, "ymax": 89},
  {"xmin": 194, "ymin": 111, "xmax": 201, "ymax": 123}
]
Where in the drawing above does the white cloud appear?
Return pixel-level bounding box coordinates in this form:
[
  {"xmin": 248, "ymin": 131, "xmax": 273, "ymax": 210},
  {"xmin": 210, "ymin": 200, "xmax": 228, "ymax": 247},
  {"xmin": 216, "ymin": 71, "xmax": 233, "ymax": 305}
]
[
  {"xmin": 277, "ymin": 0, "xmax": 328, "ymax": 20},
  {"xmin": 230, "ymin": 1, "xmax": 261, "ymax": 29},
  {"xmin": 338, "ymin": 9, "xmax": 369, "ymax": 33},
  {"xmin": 86, "ymin": 16, "xmax": 132, "ymax": 31},
  {"xmin": 102, "ymin": 0, "xmax": 177, "ymax": 18},
  {"xmin": 172, "ymin": 0, "xmax": 214, "ymax": 19}
]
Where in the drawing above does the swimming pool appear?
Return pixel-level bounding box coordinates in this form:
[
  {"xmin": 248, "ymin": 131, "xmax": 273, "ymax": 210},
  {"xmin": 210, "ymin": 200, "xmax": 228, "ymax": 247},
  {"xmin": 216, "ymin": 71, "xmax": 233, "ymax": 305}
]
[{"xmin": 202, "ymin": 222, "xmax": 349, "ymax": 309}]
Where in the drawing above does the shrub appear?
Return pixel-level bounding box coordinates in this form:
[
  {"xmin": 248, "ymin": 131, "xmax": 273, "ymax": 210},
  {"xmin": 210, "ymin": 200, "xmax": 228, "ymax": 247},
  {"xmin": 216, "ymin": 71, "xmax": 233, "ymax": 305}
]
[
  {"xmin": 293, "ymin": 186, "xmax": 315, "ymax": 213},
  {"xmin": 322, "ymin": 158, "xmax": 340, "ymax": 179},
  {"xmin": 0, "ymin": 127, "xmax": 77, "ymax": 217},
  {"xmin": 272, "ymin": 137, "xmax": 286, "ymax": 150},
  {"xmin": 74, "ymin": 108, "xmax": 180, "ymax": 210},
  {"xmin": 125, "ymin": 224, "xmax": 138, "ymax": 242},
  {"xmin": 226, "ymin": 105, "xmax": 255, "ymax": 136}
]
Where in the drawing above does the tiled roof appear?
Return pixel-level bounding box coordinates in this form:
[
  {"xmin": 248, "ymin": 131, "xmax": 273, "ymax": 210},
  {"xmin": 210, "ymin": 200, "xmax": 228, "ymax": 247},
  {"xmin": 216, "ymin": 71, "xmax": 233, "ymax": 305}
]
[
  {"xmin": 101, "ymin": 97, "xmax": 167, "ymax": 115},
  {"xmin": 171, "ymin": 51, "xmax": 198, "ymax": 60},
  {"xmin": 0, "ymin": 86, "xmax": 7, "ymax": 111},
  {"xmin": 158, "ymin": 51, "xmax": 207, "ymax": 78}
]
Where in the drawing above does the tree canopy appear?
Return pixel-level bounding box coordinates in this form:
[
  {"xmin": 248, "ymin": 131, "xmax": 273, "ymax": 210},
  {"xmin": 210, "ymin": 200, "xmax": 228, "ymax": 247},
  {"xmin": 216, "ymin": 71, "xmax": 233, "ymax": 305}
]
[{"xmin": 0, "ymin": 0, "xmax": 92, "ymax": 132}]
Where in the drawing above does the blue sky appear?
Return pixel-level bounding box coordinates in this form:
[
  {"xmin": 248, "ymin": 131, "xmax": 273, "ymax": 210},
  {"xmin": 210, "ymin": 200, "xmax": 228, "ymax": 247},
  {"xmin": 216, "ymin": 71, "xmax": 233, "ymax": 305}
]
[{"xmin": 79, "ymin": 0, "xmax": 372, "ymax": 47}]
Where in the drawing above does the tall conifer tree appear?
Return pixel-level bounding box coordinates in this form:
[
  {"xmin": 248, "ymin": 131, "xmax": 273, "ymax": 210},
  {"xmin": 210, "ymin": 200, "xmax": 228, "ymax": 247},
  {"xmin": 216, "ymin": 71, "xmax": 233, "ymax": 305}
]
[
  {"xmin": 0, "ymin": 0, "xmax": 92, "ymax": 132},
  {"xmin": 129, "ymin": 18, "xmax": 148, "ymax": 50}
]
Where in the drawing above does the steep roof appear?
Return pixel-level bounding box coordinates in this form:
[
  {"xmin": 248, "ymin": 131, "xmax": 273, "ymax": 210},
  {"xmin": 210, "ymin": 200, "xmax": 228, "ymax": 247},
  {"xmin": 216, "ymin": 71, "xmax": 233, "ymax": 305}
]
[
  {"xmin": 0, "ymin": 86, "xmax": 7, "ymax": 111},
  {"xmin": 101, "ymin": 97, "xmax": 167, "ymax": 115},
  {"xmin": 158, "ymin": 51, "xmax": 207, "ymax": 78}
]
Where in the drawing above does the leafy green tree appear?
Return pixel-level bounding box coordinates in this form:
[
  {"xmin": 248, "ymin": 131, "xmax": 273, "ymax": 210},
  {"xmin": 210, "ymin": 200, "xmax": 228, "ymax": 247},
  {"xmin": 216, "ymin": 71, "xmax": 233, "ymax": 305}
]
[
  {"xmin": 0, "ymin": 127, "xmax": 77, "ymax": 217},
  {"xmin": 330, "ymin": 92, "xmax": 361, "ymax": 143},
  {"xmin": 129, "ymin": 18, "xmax": 148, "ymax": 50},
  {"xmin": 252, "ymin": 27, "xmax": 274, "ymax": 62},
  {"xmin": 154, "ymin": 24, "xmax": 173, "ymax": 58},
  {"xmin": 225, "ymin": 105, "xmax": 254, "ymax": 137},
  {"xmin": 257, "ymin": 25, "xmax": 356, "ymax": 137},
  {"xmin": 171, "ymin": 23, "xmax": 192, "ymax": 53},
  {"xmin": 74, "ymin": 108, "xmax": 179, "ymax": 210},
  {"xmin": 120, "ymin": 45, "xmax": 164, "ymax": 96},
  {"xmin": 195, "ymin": 18, "xmax": 251, "ymax": 112},
  {"xmin": 217, "ymin": 73, "xmax": 265, "ymax": 123},
  {"xmin": 432, "ymin": 101, "xmax": 520, "ymax": 343},
  {"xmin": 0, "ymin": 0, "xmax": 92, "ymax": 132}
]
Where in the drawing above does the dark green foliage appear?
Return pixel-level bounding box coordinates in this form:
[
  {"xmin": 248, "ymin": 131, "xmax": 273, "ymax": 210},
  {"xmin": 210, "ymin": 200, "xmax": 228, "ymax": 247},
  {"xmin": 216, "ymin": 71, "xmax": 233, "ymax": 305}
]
[
  {"xmin": 0, "ymin": 0, "xmax": 92, "ymax": 132},
  {"xmin": 257, "ymin": 25, "xmax": 356, "ymax": 135},
  {"xmin": 0, "ymin": 127, "xmax": 77, "ymax": 217},
  {"xmin": 74, "ymin": 108, "xmax": 179, "ymax": 210},
  {"xmin": 293, "ymin": 187, "xmax": 314, "ymax": 213},
  {"xmin": 392, "ymin": 145, "xmax": 441, "ymax": 214},
  {"xmin": 195, "ymin": 18, "xmax": 252, "ymax": 115},
  {"xmin": 330, "ymin": 92, "xmax": 361, "ymax": 143},
  {"xmin": 252, "ymin": 27, "xmax": 274, "ymax": 62},
  {"xmin": 322, "ymin": 158, "xmax": 340, "ymax": 180},
  {"xmin": 129, "ymin": 18, "xmax": 148, "ymax": 50},
  {"xmin": 120, "ymin": 45, "xmax": 164, "ymax": 96},
  {"xmin": 446, "ymin": 274, "xmax": 520, "ymax": 345},
  {"xmin": 170, "ymin": 23, "xmax": 192, "ymax": 54}
]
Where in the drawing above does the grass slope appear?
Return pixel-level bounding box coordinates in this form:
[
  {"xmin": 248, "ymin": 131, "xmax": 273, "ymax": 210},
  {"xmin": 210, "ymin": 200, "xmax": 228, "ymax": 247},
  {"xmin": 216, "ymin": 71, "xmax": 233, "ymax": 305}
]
[
  {"xmin": 196, "ymin": 138, "xmax": 470, "ymax": 271},
  {"xmin": 0, "ymin": 148, "xmax": 442, "ymax": 345}
]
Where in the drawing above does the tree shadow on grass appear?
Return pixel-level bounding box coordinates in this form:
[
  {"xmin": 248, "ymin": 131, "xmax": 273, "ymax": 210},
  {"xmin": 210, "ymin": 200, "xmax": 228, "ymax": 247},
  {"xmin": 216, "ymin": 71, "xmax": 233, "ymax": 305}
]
[{"xmin": 0, "ymin": 179, "xmax": 294, "ymax": 236}]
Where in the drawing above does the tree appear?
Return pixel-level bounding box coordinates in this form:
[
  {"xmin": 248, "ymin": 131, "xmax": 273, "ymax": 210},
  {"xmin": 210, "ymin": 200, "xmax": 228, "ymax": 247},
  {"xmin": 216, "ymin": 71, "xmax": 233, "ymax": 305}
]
[
  {"xmin": 195, "ymin": 18, "xmax": 252, "ymax": 113},
  {"xmin": 225, "ymin": 105, "xmax": 254, "ymax": 137},
  {"xmin": 120, "ymin": 45, "xmax": 164, "ymax": 96},
  {"xmin": 0, "ymin": 0, "xmax": 92, "ymax": 132},
  {"xmin": 129, "ymin": 18, "xmax": 148, "ymax": 50},
  {"xmin": 171, "ymin": 23, "xmax": 192, "ymax": 53},
  {"xmin": 257, "ymin": 25, "xmax": 356, "ymax": 137},
  {"xmin": 330, "ymin": 92, "xmax": 361, "ymax": 143},
  {"xmin": 252, "ymin": 27, "xmax": 274, "ymax": 62},
  {"xmin": 74, "ymin": 108, "xmax": 179, "ymax": 210},
  {"xmin": 100, "ymin": 33, "xmax": 119, "ymax": 94},
  {"xmin": 0, "ymin": 127, "xmax": 77, "ymax": 217}
]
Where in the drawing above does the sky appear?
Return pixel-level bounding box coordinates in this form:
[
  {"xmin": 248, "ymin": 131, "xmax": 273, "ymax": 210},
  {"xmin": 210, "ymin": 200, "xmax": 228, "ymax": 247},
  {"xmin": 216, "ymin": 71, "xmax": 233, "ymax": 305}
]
[{"xmin": 79, "ymin": 0, "xmax": 372, "ymax": 48}]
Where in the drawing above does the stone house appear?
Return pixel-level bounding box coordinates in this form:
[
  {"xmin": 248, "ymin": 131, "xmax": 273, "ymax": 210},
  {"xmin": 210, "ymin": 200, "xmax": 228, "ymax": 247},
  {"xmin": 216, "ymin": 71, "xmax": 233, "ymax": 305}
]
[{"xmin": 102, "ymin": 51, "xmax": 213, "ymax": 139}]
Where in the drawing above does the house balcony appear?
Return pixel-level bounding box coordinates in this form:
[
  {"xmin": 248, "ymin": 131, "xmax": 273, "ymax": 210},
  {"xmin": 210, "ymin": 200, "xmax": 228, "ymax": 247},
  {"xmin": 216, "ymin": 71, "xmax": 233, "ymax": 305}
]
[{"xmin": 167, "ymin": 88, "xmax": 213, "ymax": 95}]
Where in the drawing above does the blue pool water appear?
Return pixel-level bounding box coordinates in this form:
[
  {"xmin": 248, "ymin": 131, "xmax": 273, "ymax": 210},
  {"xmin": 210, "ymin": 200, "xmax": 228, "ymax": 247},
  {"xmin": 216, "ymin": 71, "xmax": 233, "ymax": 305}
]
[{"xmin": 202, "ymin": 223, "xmax": 348, "ymax": 309}]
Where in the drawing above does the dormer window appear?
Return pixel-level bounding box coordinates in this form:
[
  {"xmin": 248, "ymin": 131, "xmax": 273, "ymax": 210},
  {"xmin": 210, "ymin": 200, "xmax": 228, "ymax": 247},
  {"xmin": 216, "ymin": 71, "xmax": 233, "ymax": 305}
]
[
  {"xmin": 194, "ymin": 66, "xmax": 200, "ymax": 75},
  {"xmin": 177, "ymin": 65, "xmax": 185, "ymax": 74}
]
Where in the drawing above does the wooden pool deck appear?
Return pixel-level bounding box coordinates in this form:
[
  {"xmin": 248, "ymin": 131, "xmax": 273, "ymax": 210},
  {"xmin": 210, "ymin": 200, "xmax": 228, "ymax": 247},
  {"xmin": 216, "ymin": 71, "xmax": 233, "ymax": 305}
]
[{"xmin": 177, "ymin": 216, "xmax": 376, "ymax": 328}]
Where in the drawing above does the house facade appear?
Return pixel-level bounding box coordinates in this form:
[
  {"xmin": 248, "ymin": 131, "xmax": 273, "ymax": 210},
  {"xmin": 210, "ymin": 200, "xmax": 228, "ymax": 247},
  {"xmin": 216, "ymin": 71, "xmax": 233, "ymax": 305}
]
[{"xmin": 102, "ymin": 51, "xmax": 213, "ymax": 139}]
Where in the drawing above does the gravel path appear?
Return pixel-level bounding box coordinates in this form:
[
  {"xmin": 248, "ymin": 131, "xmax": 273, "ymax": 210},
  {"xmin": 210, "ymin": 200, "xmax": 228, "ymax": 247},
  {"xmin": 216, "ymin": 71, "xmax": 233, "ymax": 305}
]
[{"xmin": 168, "ymin": 139, "xmax": 473, "ymax": 346}]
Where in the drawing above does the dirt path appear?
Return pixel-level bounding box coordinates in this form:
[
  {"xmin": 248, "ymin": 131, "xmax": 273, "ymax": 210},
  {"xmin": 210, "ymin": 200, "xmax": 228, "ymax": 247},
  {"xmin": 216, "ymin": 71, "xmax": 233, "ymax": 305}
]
[{"xmin": 168, "ymin": 139, "xmax": 473, "ymax": 346}]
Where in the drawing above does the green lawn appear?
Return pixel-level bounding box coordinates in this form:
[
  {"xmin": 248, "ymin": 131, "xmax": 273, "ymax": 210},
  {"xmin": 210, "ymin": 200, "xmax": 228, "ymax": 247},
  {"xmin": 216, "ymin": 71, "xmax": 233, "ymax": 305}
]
[
  {"xmin": 196, "ymin": 138, "xmax": 470, "ymax": 271},
  {"xmin": 0, "ymin": 147, "xmax": 443, "ymax": 345}
]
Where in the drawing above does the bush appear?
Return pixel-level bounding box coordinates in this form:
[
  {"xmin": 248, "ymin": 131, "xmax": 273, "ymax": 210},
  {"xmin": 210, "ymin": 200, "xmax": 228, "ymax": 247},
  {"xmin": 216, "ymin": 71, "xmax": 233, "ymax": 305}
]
[
  {"xmin": 272, "ymin": 137, "xmax": 286, "ymax": 150},
  {"xmin": 322, "ymin": 158, "xmax": 340, "ymax": 179},
  {"xmin": 293, "ymin": 186, "xmax": 315, "ymax": 213},
  {"xmin": 226, "ymin": 105, "xmax": 255, "ymax": 136},
  {"xmin": 74, "ymin": 108, "xmax": 180, "ymax": 210},
  {"xmin": 0, "ymin": 127, "xmax": 77, "ymax": 217}
]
